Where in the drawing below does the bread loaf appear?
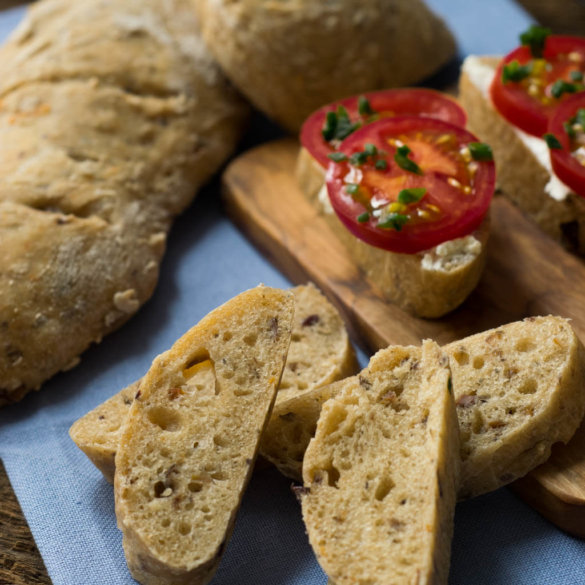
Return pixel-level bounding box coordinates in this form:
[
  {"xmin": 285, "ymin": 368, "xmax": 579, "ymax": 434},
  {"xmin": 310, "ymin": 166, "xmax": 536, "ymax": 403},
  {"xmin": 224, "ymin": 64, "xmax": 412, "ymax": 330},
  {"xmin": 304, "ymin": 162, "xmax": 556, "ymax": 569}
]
[
  {"xmin": 194, "ymin": 0, "xmax": 456, "ymax": 132},
  {"xmin": 259, "ymin": 317, "xmax": 585, "ymax": 495},
  {"xmin": 300, "ymin": 340, "xmax": 459, "ymax": 585},
  {"xmin": 70, "ymin": 283, "xmax": 358, "ymax": 483},
  {"xmin": 0, "ymin": 0, "xmax": 248, "ymax": 405},
  {"xmin": 114, "ymin": 286, "xmax": 294, "ymax": 585},
  {"xmin": 459, "ymin": 55, "xmax": 585, "ymax": 255}
]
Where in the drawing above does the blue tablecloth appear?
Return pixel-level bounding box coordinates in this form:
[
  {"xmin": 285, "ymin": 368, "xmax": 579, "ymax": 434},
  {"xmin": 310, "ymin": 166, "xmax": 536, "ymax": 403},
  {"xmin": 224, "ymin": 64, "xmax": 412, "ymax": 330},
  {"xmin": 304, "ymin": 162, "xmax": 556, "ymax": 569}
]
[{"xmin": 1, "ymin": 1, "xmax": 585, "ymax": 584}]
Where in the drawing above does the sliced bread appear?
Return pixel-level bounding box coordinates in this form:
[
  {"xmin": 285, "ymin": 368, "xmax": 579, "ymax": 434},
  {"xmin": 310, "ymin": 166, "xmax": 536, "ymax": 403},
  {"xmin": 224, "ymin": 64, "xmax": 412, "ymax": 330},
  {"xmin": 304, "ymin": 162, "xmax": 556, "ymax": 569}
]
[
  {"xmin": 70, "ymin": 283, "xmax": 357, "ymax": 484},
  {"xmin": 459, "ymin": 55, "xmax": 585, "ymax": 255},
  {"xmin": 259, "ymin": 316, "xmax": 585, "ymax": 496},
  {"xmin": 300, "ymin": 340, "xmax": 459, "ymax": 585},
  {"xmin": 114, "ymin": 286, "xmax": 294, "ymax": 585}
]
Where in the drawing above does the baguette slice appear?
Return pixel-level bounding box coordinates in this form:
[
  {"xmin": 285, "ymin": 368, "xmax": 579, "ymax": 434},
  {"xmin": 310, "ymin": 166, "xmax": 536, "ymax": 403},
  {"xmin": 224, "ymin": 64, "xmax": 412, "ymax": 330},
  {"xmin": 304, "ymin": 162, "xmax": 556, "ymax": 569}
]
[
  {"xmin": 446, "ymin": 315, "xmax": 585, "ymax": 498},
  {"xmin": 301, "ymin": 340, "xmax": 459, "ymax": 585},
  {"xmin": 295, "ymin": 147, "xmax": 490, "ymax": 318},
  {"xmin": 114, "ymin": 286, "xmax": 294, "ymax": 585},
  {"xmin": 261, "ymin": 317, "xmax": 585, "ymax": 496},
  {"xmin": 459, "ymin": 55, "xmax": 585, "ymax": 255},
  {"xmin": 70, "ymin": 283, "xmax": 358, "ymax": 483}
]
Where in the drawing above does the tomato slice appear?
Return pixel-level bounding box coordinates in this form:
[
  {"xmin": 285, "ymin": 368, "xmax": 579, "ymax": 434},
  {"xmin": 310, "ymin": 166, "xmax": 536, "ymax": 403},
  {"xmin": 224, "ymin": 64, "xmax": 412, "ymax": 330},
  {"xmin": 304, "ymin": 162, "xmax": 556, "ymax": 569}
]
[
  {"xmin": 300, "ymin": 89, "xmax": 467, "ymax": 168},
  {"xmin": 548, "ymin": 92, "xmax": 585, "ymax": 197},
  {"xmin": 490, "ymin": 36, "xmax": 585, "ymax": 137},
  {"xmin": 325, "ymin": 117, "xmax": 495, "ymax": 254}
]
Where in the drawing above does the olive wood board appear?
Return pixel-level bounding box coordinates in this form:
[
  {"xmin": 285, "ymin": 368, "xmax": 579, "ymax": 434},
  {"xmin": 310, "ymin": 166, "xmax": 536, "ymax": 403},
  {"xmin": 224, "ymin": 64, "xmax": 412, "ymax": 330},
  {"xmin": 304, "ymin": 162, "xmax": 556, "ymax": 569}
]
[{"xmin": 222, "ymin": 137, "xmax": 585, "ymax": 538}]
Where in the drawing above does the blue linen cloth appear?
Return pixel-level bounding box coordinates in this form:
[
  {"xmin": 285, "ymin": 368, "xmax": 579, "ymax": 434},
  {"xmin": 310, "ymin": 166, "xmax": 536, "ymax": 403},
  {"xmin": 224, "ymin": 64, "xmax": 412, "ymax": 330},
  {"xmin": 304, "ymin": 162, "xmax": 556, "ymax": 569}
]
[{"xmin": 1, "ymin": 1, "xmax": 585, "ymax": 584}]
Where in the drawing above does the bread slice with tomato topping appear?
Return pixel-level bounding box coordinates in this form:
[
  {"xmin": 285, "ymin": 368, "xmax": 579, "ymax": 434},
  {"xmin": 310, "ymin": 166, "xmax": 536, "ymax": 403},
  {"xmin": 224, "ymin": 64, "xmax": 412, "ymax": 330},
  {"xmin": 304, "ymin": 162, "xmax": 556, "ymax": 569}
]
[
  {"xmin": 299, "ymin": 340, "xmax": 459, "ymax": 585},
  {"xmin": 114, "ymin": 286, "xmax": 293, "ymax": 585},
  {"xmin": 459, "ymin": 29, "xmax": 585, "ymax": 255},
  {"xmin": 70, "ymin": 283, "xmax": 358, "ymax": 484},
  {"xmin": 297, "ymin": 91, "xmax": 494, "ymax": 318}
]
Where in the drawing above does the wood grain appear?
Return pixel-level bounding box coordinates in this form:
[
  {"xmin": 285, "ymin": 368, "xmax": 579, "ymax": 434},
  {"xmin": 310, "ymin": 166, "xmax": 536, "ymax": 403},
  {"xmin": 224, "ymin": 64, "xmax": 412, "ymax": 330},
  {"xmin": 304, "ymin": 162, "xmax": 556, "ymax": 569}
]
[
  {"xmin": 222, "ymin": 138, "xmax": 585, "ymax": 538},
  {"xmin": 0, "ymin": 459, "xmax": 51, "ymax": 585}
]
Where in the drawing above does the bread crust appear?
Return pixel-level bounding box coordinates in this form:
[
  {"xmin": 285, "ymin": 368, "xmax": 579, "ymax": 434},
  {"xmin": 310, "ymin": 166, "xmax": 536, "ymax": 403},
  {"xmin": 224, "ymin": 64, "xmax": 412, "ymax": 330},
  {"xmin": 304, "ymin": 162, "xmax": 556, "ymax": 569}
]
[
  {"xmin": 295, "ymin": 147, "xmax": 490, "ymax": 318},
  {"xmin": 194, "ymin": 0, "xmax": 455, "ymax": 132},
  {"xmin": 459, "ymin": 55, "xmax": 585, "ymax": 255},
  {"xmin": 0, "ymin": 0, "xmax": 249, "ymax": 405}
]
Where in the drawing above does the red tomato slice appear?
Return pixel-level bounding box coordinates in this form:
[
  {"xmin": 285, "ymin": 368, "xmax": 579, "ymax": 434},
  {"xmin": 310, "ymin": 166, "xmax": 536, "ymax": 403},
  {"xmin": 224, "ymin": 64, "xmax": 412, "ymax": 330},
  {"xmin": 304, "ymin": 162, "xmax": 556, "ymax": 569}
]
[
  {"xmin": 326, "ymin": 117, "xmax": 495, "ymax": 254},
  {"xmin": 548, "ymin": 92, "xmax": 585, "ymax": 197},
  {"xmin": 300, "ymin": 89, "xmax": 467, "ymax": 168},
  {"xmin": 490, "ymin": 36, "xmax": 585, "ymax": 137}
]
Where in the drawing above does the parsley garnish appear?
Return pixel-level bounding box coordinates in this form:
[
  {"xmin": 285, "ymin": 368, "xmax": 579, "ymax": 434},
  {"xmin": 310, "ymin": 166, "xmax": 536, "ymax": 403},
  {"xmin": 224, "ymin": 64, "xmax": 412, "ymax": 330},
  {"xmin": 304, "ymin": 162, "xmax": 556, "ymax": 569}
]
[
  {"xmin": 345, "ymin": 183, "xmax": 360, "ymax": 195},
  {"xmin": 349, "ymin": 151, "xmax": 369, "ymax": 166},
  {"xmin": 364, "ymin": 143, "xmax": 378, "ymax": 156},
  {"xmin": 551, "ymin": 80, "xmax": 578, "ymax": 99},
  {"xmin": 375, "ymin": 159, "xmax": 388, "ymax": 170},
  {"xmin": 576, "ymin": 108, "xmax": 585, "ymax": 128},
  {"xmin": 519, "ymin": 25, "xmax": 551, "ymax": 59},
  {"xmin": 543, "ymin": 133, "xmax": 562, "ymax": 149},
  {"xmin": 468, "ymin": 142, "xmax": 494, "ymax": 161},
  {"xmin": 571, "ymin": 70, "xmax": 584, "ymax": 82},
  {"xmin": 397, "ymin": 188, "xmax": 426, "ymax": 205},
  {"xmin": 378, "ymin": 213, "xmax": 410, "ymax": 231},
  {"xmin": 358, "ymin": 96, "xmax": 375, "ymax": 117},
  {"xmin": 394, "ymin": 145, "xmax": 423, "ymax": 175},
  {"xmin": 327, "ymin": 152, "xmax": 348, "ymax": 162},
  {"xmin": 357, "ymin": 212, "xmax": 370, "ymax": 223},
  {"xmin": 502, "ymin": 60, "xmax": 532, "ymax": 83},
  {"xmin": 321, "ymin": 106, "xmax": 361, "ymax": 142},
  {"xmin": 564, "ymin": 121, "xmax": 576, "ymax": 139}
]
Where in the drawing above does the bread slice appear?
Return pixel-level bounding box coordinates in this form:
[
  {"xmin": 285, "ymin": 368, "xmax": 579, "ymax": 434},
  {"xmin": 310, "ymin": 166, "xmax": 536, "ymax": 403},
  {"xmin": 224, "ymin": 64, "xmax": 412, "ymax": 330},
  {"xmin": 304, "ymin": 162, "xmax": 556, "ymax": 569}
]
[
  {"xmin": 459, "ymin": 55, "xmax": 585, "ymax": 255},
  {"xmin": 70, "ymin": 283, "xmax": 358, "ymax": 483},
  {"xmin": 254, "ymin": 316, "xmax": 585, "ymax": 497},
  {"xmin": 194, "ymin": 0, "xmax": 455, "ymax": 132},
  {"xmin": 295, "ymin": 146, "xmax": 489, "ymax": 318},
  {"xmin": 446, "ymin": 315, "xmax": 585, "ymax": 498},
  {"xmin": 114, "ymin": 286, "xmax": 294, "ymax": 585},
  {"xmin": 300, "ymin": 340, "xmax": 459, "ymax": 585}
]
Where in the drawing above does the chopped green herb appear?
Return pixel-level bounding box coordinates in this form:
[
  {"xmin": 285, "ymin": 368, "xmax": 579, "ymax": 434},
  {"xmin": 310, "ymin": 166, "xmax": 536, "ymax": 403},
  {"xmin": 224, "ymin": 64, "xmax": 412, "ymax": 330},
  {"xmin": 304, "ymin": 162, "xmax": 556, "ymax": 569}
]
[
  {"xmin": 375, "ymin": 159, "xmax": 388, "ymax": 170},
  {"xmin": 321, "ymin": 106, "xmax": 361, "ymax": 142},
  {"xmin": 469, "ymin": 142, "xmax": 494, "ymax": 161},
  {"xmin": 397, "ymin": 188, "xmax": 426, "ymax": 205},
  {"xmin": 349, "ymin": 151, "xmax": 369, "ymax": 166},
  {"xmin": 358, "ymin": 96, "xmax": 375, "ymax": 117},
  {"xmin": 519, "ymin": 24, "xmax": 551, "ymax": 58},
  {"xmin": 502, "ymin": 60, "xmax": 532, "ymax": 83},
  {"xmin": 564, "ymin": 121, "xmax": 576, "ymax": 139},
  {"xmin": 570, "ymin": 70, "xmax": 584, "ymax": 82},
  {"xmin": 576, "ymin": 108, "xmax": 585, "ymax": 128},
  {"xmin": 345, "ymin": 183, "xmax": 360, "ymax": 195},
  {"xmin": 378, "ymin": 213, "xmax": 410, "ymax": 231},
  {"xmin": 327, "ymin": 152, "xmax": 348, "ymax": 162},
  {"xmin": 394, "ymin": 144, "xmax": 423, "ymax": 175},
  {"xmin": 551, "ymin": 80, "xmax": 577, "ymax": 99},
  {"xmin": 364, "ymin": 143, "xmax": 378, "ymax": 156},
  {"xmin": 357, "ymin": 212, "xmax": 370, "ymax": 223},
  {"xmin": 543, "ymin": 133, "xmax": 562, "ymax": 149}
]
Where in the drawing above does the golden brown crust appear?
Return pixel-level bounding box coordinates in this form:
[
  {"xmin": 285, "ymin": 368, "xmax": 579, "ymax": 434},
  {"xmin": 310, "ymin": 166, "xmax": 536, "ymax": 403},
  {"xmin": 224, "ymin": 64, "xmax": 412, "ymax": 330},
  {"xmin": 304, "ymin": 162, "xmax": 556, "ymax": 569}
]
[
  {"xmin": 0, "ymin": 0, "xmax": 249, "ymax": 405},
  {"xmin": 194, "ymin": 0, "xmax": 456, "ymax": 132},
  {"xmin": 459, "ymin": 55, "xmax": 585, "ymax": 254}
]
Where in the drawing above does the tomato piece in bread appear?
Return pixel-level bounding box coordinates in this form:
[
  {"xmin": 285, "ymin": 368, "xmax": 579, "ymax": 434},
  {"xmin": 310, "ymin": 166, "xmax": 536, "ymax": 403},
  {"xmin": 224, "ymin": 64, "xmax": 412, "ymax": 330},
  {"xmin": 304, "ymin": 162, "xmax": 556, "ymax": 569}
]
[{"xmin": 326, "ymin": 116, "xmax": 495, "ymax": 254}]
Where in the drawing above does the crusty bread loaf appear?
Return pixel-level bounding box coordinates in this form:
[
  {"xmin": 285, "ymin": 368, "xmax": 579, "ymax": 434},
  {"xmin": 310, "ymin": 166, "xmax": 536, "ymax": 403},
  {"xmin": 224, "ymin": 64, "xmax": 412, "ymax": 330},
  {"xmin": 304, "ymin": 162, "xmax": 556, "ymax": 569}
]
[
  {"xmin": 459, "ymin": 55, "xmax": 585, "ymax": 255},
  {"xmin": 70, "ymin": 283, "xmax": 358, "ymax": 483},
  {"xmin": 0, "ymin": 0, "xmax": 248, "ymax": 405},
  {"xmin": 194, "ymin": 0, "xmax": 455, "ymax": 133},
  {"xmin": 295, "ymin": 147, "xmax": 490, "ymax": 318},
  {"xmin": 255, "ymin": 317, "xmax": 585, "ymax": 495},
  {"xmin": 446, "ymin": 316, "xmax": 585, "ymax": 498},
  {"xmin": 300, "ymin": 340, "xmax": 459, "ymax": 585},
  {"xmin": 114, "ymin": 286, "xmax": 294, "ymax": 585}
]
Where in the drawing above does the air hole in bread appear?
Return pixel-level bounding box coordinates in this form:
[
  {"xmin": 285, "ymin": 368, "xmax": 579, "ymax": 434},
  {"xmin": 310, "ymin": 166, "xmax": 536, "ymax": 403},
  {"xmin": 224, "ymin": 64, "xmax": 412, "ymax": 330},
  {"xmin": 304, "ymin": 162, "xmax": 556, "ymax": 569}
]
[
  {"xmin": 223, "ymin": 369, "xmax": 235, "ymax": 380},
  {"xmin": 223, "ymin": 332, "xmax": 233, "ymax": 342},
  {"xmin": 518, "ymin": 378, "xmax": 537, "ymax": 394},
  {"xmin": 161, "ymin": 518, "xmax": 171, "ymax": 528},
  {"xmin": 154, "ymin": 481, "xmax": 173, "ymax": 498},
  {"xmin": 178, "ymin": 521, "xmax": 191, "ymax": 535},
  {"xmin": 473, "ymin": 356, "xmax": 484, "ymax": 369},
  {"xmin": 161, "ymin": 448, "xmax": 170, "ymax": 458},
  {"xmin": 323, "ymin": 403, "xmax": 348, "ymax": 434},
  {"xmin": 213, "ymin": 435, "xmax": 228, "ymax": 448},
  {"xmin": 201, "ymin": 505, "xmax": 210, "ymax": 514},
  {"xmin": 297, "ymin": 381, "xmax": 308, "ymax": 390},
  {"xmin": 291, "ymin": 333, "xmax": 302, "ymax": 343},
  {"xmin": 188, "ymin": 481, "xmax": 203, "ymax": 493},
  {"xmin": 472, "ymin": 410, "xmax": 485, "ymax": 434},
  {"xmin": 453, "ymin": 349, "xmax": 469, "ymax": 366},
  {"xmin": 147, "ymin": 406, "xmax": 181, "ymax": 432},
  {"xmin": 211, "ymin": 471, "xmax": 226, "ymax": 481},
  {"xmin": 243, "ymin": 333, "xmax": 257, "ymax": 346},
  {"xmin": 515, "ymin": 338, "xmax": 536, "ymax": 353},
  {"xmin": 233, "ymin": 383, "xmax": 252, "ymax": 396},
  {"xmin": 323, "ymin": 463, "xmax": 340, "ymax": 488}
]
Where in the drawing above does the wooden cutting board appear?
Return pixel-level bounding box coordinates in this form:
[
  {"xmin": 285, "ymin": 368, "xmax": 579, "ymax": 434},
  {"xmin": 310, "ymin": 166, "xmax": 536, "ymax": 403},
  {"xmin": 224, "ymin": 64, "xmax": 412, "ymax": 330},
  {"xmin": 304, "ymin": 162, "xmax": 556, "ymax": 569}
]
[{"xmin": 222, "ymin": 138, "xmax": 585, "ymax": 538}]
